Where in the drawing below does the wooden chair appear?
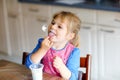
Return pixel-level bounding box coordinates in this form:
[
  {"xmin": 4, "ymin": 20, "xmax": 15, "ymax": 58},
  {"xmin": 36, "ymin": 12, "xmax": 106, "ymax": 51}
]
[
  {"xmin": 22, "ymin": 52, "xmax": 29, "ymax": 65},
  {"xmin": 22, "ymin": 52, "xmax": 91, "ymax": 80},
  {"xmin": 80, "ymin": 54, "xmax": 91, "ymax": 80}
]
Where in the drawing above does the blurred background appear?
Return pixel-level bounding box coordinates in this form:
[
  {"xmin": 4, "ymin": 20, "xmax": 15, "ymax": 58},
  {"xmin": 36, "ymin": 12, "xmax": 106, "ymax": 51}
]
[{"xmin": 0, "ymin": 0, "xmax": 120, "ymax": 80}]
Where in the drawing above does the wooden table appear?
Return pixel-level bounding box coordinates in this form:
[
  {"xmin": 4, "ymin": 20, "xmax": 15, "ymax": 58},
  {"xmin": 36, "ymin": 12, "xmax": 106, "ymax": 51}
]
[{"xmin": 0, "ymin": 59, "xmax": 63, "ymax": 80}]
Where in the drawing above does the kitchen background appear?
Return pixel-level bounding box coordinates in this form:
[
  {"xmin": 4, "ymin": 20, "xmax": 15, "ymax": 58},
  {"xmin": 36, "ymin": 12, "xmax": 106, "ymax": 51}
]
[{"xmin": 0, "ymin": 0, "xmax": 120, "ymax": 80}]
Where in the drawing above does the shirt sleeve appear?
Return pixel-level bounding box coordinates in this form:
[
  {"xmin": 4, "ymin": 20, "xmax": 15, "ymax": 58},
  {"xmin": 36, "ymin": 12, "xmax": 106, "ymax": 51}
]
[
  {"xmin": 25, "ymin": 38, "xmax": 44, "ymax": 68},
  {"xmin": 66, "ymin": 48, "xmax": 80, "ymax": 80}
]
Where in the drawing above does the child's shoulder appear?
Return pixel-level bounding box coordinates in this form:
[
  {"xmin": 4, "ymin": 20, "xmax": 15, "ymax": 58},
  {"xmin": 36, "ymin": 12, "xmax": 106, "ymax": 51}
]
[
  {"xmin": 69, "ymin": 47, "xmax": 80, "ymax": 59},
  {"xmin": 72, "ymin": 47, "xmax": 80, "ymax": 55},
  {"xmin": 73, "ymin": 47, "xmax": 80, "ymax": 52}
]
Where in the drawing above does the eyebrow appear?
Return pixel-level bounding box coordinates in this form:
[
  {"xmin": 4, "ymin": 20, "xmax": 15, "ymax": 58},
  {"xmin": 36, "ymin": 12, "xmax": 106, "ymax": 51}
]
[{"xmin": 53, "ymin": 19, "xmax": 67, "ymax": 28}]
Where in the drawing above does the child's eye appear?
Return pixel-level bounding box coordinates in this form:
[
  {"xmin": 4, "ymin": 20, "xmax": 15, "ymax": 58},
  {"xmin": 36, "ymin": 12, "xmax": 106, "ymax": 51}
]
[
  {"xmin": 58, "ymin": 26, "xmax": 62, "ymax": 29},
  {"xmin": 51, "ymin": 21, "xmax": 55, "ymax": 25}
]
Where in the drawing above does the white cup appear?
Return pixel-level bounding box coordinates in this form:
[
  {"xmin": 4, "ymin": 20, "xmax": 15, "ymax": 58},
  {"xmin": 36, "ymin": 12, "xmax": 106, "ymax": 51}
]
[{"xmin": 30, "ymin": 64, "xmax": 44, "ymax": 80}]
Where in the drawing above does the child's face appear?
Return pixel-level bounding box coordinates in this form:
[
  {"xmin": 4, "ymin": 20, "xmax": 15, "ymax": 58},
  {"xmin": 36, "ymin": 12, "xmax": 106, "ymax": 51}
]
[{"xmin": 48, "ymin": 18, "xmax": 71, "ymax": 43}]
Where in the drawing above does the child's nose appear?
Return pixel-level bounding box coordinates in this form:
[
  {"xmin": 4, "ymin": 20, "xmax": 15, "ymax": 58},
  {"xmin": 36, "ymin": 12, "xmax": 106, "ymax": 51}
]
[{"xmin": 51, "ymin": 24, "xmax": 57, "ymax": 30}]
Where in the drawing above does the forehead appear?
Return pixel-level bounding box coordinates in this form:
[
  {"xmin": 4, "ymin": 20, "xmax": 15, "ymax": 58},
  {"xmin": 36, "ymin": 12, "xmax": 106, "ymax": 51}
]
[{"xmin": 54, "ymin": 16, "xmax": 69, "ymax": 25}]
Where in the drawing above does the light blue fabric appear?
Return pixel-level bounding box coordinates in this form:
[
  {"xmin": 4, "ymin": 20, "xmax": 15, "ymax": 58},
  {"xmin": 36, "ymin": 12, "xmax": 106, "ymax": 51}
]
[{"xmin": 25, "ymin": 38, "xmax": 80, "ymax": 80}]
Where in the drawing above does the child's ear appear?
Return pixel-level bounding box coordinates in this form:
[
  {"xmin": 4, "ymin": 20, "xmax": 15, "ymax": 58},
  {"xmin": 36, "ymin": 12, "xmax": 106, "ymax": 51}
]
[{"xmin": 68, "ymin": 32, "xmax": 75, "ymax": 40}]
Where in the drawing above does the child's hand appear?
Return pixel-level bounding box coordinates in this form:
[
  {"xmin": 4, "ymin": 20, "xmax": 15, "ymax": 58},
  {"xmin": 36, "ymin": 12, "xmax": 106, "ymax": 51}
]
[
  {"xmin": 53, "ymin": 56, "xmax": 65, "ymax": 70},
  {"xmin": 41, "ymin": 36, "xmax": 53, "ymax": 51},
  {"xmin": 53, "ymin": 56, "xmax": 71, "ymax": 79}
]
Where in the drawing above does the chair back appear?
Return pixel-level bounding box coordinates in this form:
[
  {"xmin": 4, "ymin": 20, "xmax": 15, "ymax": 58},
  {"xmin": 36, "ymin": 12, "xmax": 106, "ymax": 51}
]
[
  {"xmin": 22, "ymin": 52, "xmax": 29, "ymax": 65},
  {"xmin": 80, "ymin": 54, "xmax": 91, "ymax": 80}
]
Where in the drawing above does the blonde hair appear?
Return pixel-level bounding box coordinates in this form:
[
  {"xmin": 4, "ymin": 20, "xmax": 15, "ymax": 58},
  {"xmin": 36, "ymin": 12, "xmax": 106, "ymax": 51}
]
[{"xmin": 52, "ymin": 11, "xmax": 81, "ymax": 48}]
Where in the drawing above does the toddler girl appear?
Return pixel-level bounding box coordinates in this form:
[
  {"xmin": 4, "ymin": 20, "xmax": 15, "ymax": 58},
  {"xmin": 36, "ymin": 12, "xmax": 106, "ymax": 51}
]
[{"xmin": 25, "ymin": 11, "xmax": 81, "ymax": 80}]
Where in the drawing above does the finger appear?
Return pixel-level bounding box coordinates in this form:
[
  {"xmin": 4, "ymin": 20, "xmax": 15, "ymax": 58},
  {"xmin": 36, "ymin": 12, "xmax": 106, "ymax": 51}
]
[
  {"xmin": 53, "ymin": 61, "xmax": 61, "ymax": 69},
  {"xmin": 53, "ymin": 60, "xmax": 58, "ymax": 68},
  {"xmin": 49, "ymin": 41, "xmax": 53, "ymax": 47},
  {"xmin": 54, "ymin": 56, "xmax": 61, "ymax": 61},
  {"xmin": 43, "ymin": 36, "xmax": 48, "ymax": 39},
  {"xmin": 53, "ymin": 57, "xmax": 61, "ymax": 65},
  {"xmin": 44, "ymin": 36, "xmax": 50, "ymax": 40}
]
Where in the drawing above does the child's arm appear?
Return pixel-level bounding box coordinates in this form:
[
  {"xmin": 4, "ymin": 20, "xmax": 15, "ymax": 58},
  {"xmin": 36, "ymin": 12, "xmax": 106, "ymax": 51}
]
[
  {"xmin": 31, "ymin": 36, "xmax": 53, "ymax": 64},
  {"xmin": 25, "ymin": 37, "xmax": 53, "ymax": 68},
  {"xmin": 66, "ymin": 48, "xmax": 80, "ymax": 80}
]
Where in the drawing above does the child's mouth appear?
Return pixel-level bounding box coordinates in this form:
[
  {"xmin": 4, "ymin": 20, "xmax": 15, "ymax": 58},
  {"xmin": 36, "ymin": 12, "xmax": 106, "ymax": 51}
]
[{"xmin": 48, "ymin": 31, "xmax": 55, "ymax": 38}]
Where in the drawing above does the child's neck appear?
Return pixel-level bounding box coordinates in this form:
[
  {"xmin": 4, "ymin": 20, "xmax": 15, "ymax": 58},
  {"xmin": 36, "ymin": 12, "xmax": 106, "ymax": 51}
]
[{"xmin": 52, "ymin": 41, "xmax": 68, "ymax": 50}]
